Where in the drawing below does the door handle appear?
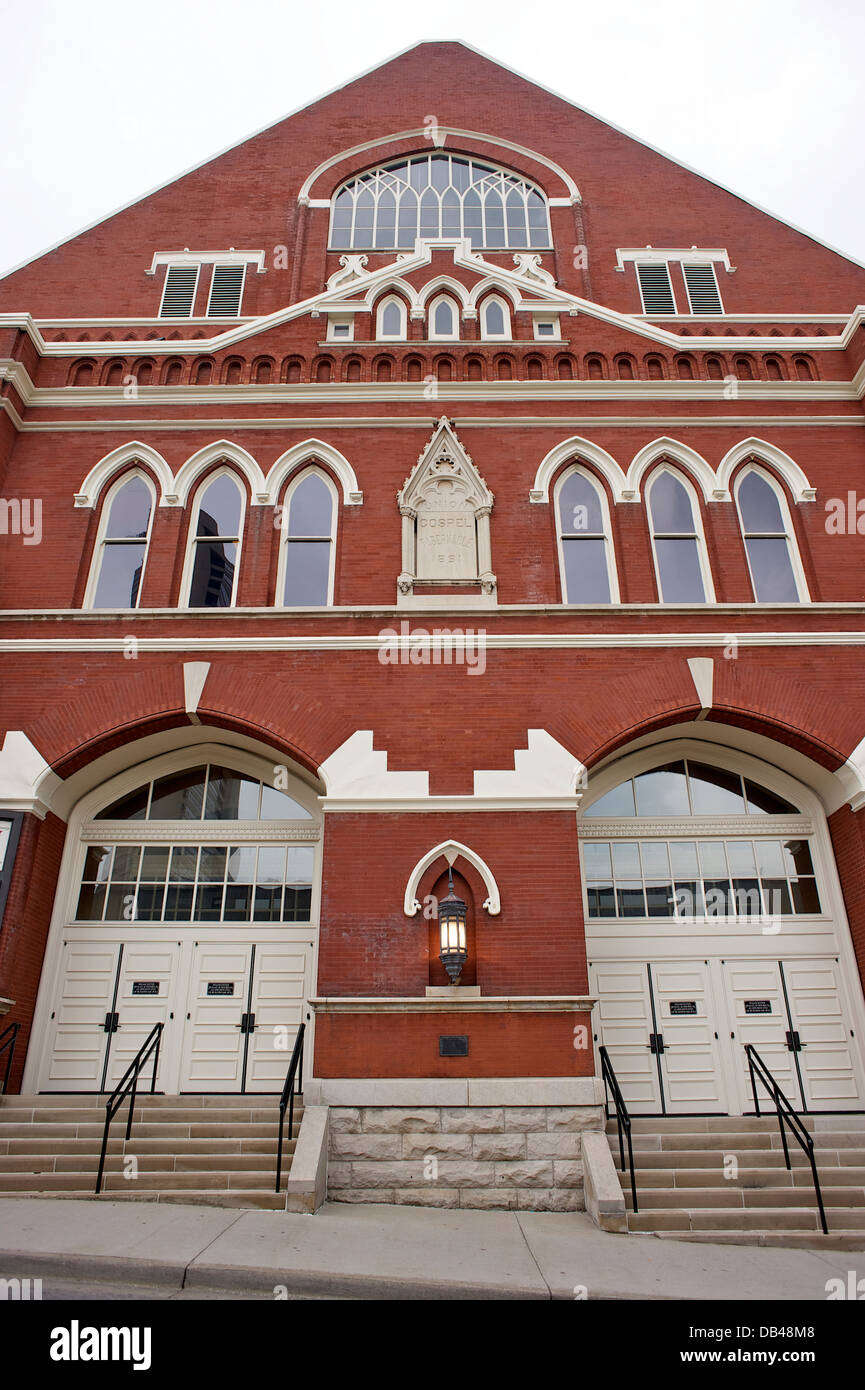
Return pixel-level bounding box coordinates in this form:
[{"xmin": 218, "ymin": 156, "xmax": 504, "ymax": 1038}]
[
  {"xmin": 103, "ymin": 1012, "xmax": 119, "ymax": 1034},
  {"xmin": 785, "ymin": 1030, "xmax": 804, "ymax": 1053},
  {"xmin": 648, "ymin": 1032, "xmax": 665, "ymax": 1055}
]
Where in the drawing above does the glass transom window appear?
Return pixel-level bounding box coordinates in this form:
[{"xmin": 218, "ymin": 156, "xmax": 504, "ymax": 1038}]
[
  {"xmin": 582, "ymin": 758, "xmax": 818, "ymax": 921},
  {"xmin": 76, "ymin": 842, "xmax": 314, "ymax": 924},
  {"xmin": 80, "ymin": 764, "xmax": 315, "ymax": 925},
  {"xmin": 329, "ymin": 154, "xmax": 551, "ymax": 250},
  {"xmin": 583, "ymin": 836, "xmax": 819, "ymax": 920}
]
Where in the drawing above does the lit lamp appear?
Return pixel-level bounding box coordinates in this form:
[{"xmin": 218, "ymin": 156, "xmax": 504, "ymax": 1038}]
[{"xmin": 438, "ymin": 867, "xmax": 468, "ymax": 983}]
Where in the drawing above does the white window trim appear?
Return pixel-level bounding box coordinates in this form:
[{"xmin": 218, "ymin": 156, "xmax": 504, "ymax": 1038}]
[
  {"xmin": 83, "ymin": 470, "xmax": 156, "ymax": 610},
  {"xmin": 647, "ymin": 465, "xmax": 716, "ymax": 604},
  {"xmin": 734, "ymin": 464, "xmax": 811, "ymax": 604},
  {"xmin": 615, "ymin": 248, "xmax": 733, "ymax": 272},
  {"xmin": 376, "ymin": 295, "xmax": 407, "ymax": 341},
  {"xmin": 206, "ymin": 263, "xmax": 247, "ymax": 318},
  {"xmin": 146, "ymin": 251, "xmax": 266, "ymax": 275},
  {"xmin": 533, "ymin": 314, "xmax": 561, "ymax": 341},
  {"xmin": 480, "ymin": 295, "xmax": 511, "ymax": 340},
  {"xmin": 682, "ymin": 262, "xmax": 724, "ymax": 315},
  {"xmin": 180, "ymin": 468, "xmax": 246, "ymax": 610},
  {"xmin": 554, "ymin": 465, "xmax": 619, "ymax": 605},
  {"xmin": 327, "ymin": 316, "xmax": 355, "ymax": 343},
  {"xmin": 158, "ymin": 264, "xmax": 201, "ymax": 319},
  {"xmin": 428, "ymin": 294, "xmax": 460, "ymax": 341},
  {"xmin": 275, "ymin": 466, "xmax": 338, "ymax": 609}
]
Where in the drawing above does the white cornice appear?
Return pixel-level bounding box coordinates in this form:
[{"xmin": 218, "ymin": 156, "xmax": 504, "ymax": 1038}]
[
  {"xmin": 615, "ymin": 248, "xmax": 734, "ymax": 272},
  {"xmin": 2, "ymin": 629, "xmax": 865, "ymax": 653},
  {"xmin": 1, "ymin": 361, "xmax": 861, "ymax": 409},
  {"xmin": 145, "ymin": 250, "xmax": 265, "ymax": 275},
  {"xmin": 1, "ymin": 265, "xmax": 863, "ymax": 359}
]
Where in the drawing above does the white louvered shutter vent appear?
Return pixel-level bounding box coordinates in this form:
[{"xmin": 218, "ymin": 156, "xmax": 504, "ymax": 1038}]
[
  {"xmin": 636, "ymin": 263, "xmax": 676, "ymax": 314},
  {"xmin": 683, "ymin": 263, "xmax": 723, "ymax": 314},
  {"xmin": 208, "ymin": 265, "xmax": 245, "ymax": 317},
  {"xmin": 160, "ymin": 266, "xmax": 198, "ymax": 317}
]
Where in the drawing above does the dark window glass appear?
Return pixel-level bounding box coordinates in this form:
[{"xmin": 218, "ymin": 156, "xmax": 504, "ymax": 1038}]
[
  {"xmin": 746, "ymin": 782, "xmax": 797, "ymax": 815},
  {"xmin": 150, "ymin": 768, "xmax": 207, "ymax": 820},
  {"xmin": 688, "ymin": 763, "xmax": 746, "ymax": 815},
  {"xmin": 282, "ymin": 540, "xmax": 331, "ymax": 606},
  {"xmin": 204, "ymin": 768, "xmax": 259, "ymax": 820},
  {"xmin": 634, "ymin": 762, "xmax": 690, "ymax": 816}
]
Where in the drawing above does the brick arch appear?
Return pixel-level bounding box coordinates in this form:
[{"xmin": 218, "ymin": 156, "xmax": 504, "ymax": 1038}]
[
  {"xmin": 25, "ymin": 662, "xmax": 357, "ymax": 789},
  {"xmin": 545, "ymin": 664, "xmax": 854, "ymax": 782}
]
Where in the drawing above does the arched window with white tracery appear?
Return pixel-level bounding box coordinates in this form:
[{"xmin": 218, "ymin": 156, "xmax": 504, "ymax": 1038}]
[
  {"xmin": 277, "ymin": 469, "xmax": 337, "ymax": 607},
  {"xmin": 735, "ymin": 466, "xmax": 808, "ymax": 603},
  {"xmin": 555, "ymin": 467, "xmax": 617, "ymax": 604},
  {"xmin": 647, "ymin": 468, "xmax": 714, "ymax": 603},
  {"xmin": 330, "ymin": 154, "xmax": 551, "ymax": 251},
  {"xmin": 86, "ymin": 472, "xmax": 154, "ymax": 609},
  {"xmin": 183, "ymin": 471, "xmax": 244, "ymax": 608}
]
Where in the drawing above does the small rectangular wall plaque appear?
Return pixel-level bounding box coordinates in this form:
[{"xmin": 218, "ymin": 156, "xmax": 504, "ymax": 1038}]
[
  {"xmin": 206, "ymin": 981, "xmax": 235, "ymax": 997},
  {"xmin": 439, "ymin": 1034, "xmax": 469, "ymax": 1057},
  {"xmin": 744, "ymin": 1000, "xmax": 772, "ymax": 1015},
  {"xmin": 669, "ymin": 1001, "xmax": 698, "ymax": 1016},
  {"xmin": 131, "ymin": 981, "xmax": 160, "ymax": 996}
]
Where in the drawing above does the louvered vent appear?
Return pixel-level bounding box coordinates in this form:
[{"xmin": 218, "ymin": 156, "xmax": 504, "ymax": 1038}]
[
  {"xmin": 159, "ymin": 266, "xmax": 198, "ymax": 318},
  {"xmin": 636, "ymin": 263, "xmax": 676, "ymax": 314},
  {"xmin": 208, "ymin": 265, "xmax": 245, "ymax": 317},
  {"xmin": 683, "ymin": 263, "xmax": 723, "ymax": 314}
]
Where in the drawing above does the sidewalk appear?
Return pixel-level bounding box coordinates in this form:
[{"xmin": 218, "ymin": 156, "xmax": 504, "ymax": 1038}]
[{"xmin": 0, "ymin": 1197, "xmax": 862, "ymax": 1299}]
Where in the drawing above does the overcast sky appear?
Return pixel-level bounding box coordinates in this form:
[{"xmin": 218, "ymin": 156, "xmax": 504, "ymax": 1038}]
[{"xmin": 1, "ymin": 0, "xmax": 863, "ymax": 280}]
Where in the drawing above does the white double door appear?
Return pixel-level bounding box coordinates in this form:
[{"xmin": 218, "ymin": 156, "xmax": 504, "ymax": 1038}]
[
  {"xmin": 589, "ymin": 955, "xmax": 864, "ymax": 1115},
  {"xmin": 40, "ymin": 935, "xmax": 308, "ymax": 1094}
]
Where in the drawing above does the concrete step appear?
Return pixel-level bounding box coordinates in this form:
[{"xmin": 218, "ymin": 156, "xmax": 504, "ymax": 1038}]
[
  {"xmin": 0, "ymin": 1132, "xmax": 298, "ymax": 1156},
  {"xmin": 0, "ymin": 1189, "xmax": 287, "ymax": 1210}
]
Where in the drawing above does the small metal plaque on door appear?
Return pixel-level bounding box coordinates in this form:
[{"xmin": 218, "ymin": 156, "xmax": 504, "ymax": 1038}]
[
  {"xmin": 131, "ymin": 981, "xmax": 160, "ymax": 996},
  {"xmin": 744, "ymin": 1000, "xmax": 772, "ymax": 1015},
  {"xmin": 669, "ymin": 1001, "xmax": 697, "ymax": 1016},
  {"xmin": 439, "ymin": 1035, "xmax": 468, "ymax": 1057},
  {"xmin": 206, "ymin": 982, "xmax": 235, "ymax": 997}
]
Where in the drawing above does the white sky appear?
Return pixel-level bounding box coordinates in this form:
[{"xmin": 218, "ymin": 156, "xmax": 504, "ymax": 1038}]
[{"xmin": 1, "ymin": 0, "xmax": 863, "ymax": 280}]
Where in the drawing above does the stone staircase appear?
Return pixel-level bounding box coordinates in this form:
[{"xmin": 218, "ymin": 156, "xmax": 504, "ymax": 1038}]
[
  {"xmin": 0, "ymin": 1094, "xmax": 301, "ymax": 1209},
  {"xmin": 607, "ymin": 1113, "xmax": 865, "ymax": 1249}
]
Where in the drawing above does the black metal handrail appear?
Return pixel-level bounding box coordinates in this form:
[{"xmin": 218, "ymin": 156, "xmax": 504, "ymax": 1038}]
[
  {"xmin": 95, "ymin": 1022, "xmax": 163, "ymax": 1195},
  {"xmin": 0, "ymin": 1021, "xmax": 20, "ymax": 1096},
  {"xmin": 599, "ymin": 1044, "xmax": 638, "ymax": 1213},
  {"xmin": 745, "ymin": 1043, "xmax": 828, "ymax": 1235},
  {"xmin": 275, "ymin": 1022, "xmax": 305, "ymax": 1193}
]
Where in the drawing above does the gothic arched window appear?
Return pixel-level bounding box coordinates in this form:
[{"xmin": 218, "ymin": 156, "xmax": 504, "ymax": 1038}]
[
  {"xmin": 87, "ymin": 472, "xmax": 154, "ymax": 609},
  {"xmin": 330, "ymin": 154, "xmax": 551, "ymax": 250},
  {"xmin": 735, "ymin": 467, "xmax": 807, "ymax": 603},
  {"xmin": 648, "ymin": 468, "xmax": 713, "ymax": 603},
  {"xmin": 555, "ymin": 467, "xmax": 617, "ymax": 604},
  {"xmin": 184, "ymin": 472, "xmax": 244, "ymax": 608}
]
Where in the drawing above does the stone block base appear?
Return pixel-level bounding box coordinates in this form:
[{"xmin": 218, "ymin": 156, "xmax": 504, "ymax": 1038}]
[{"xmin": 326, "ymin": 1102, "xmax": 603, "ymax": 1210}]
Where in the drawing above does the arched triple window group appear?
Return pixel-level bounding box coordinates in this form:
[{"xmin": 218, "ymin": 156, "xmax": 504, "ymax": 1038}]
[
  {"xmin": 555, "ymin": 463, "xmax": 808, "ymax": 605},
  {"xmin": 373, "ymin": 291, "xmax": 512, "ymax": 343},
  {"xmin": 88, "ymin": 468, "xmax": 337, "ymax": 611}
]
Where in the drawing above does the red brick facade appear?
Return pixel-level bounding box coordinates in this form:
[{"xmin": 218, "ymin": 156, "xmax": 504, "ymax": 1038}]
[{"xmin": 1, "ymin": 42, "xmax": 864, "ymax": 1093}]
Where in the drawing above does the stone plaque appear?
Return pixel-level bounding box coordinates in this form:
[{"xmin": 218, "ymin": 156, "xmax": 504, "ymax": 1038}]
[{"xmin": 416, "ymin": 494, "xmax": 477, "ymax": 580}]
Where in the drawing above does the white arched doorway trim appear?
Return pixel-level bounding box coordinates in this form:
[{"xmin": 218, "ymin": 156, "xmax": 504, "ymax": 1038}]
[
  {"xmin": 403, "ymin": 840, "xmax": 501, "ymax": 917},
  {"xmin": 22, "ymin": 740, "xmax": 323, "ymax": 1095},
  {"xmin": 579, "ymin": 732, "xmax": 865, "ymax": 1114}
]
